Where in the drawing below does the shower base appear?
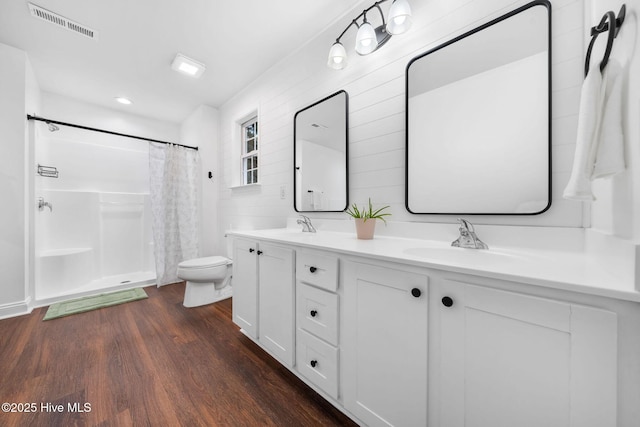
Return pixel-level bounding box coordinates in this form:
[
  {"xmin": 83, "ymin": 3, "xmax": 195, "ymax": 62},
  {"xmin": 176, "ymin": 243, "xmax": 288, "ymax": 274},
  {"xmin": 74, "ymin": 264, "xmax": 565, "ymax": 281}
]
[{"xmin": 35, "ymin": 270, "xmax": 156, "ymax": 308}]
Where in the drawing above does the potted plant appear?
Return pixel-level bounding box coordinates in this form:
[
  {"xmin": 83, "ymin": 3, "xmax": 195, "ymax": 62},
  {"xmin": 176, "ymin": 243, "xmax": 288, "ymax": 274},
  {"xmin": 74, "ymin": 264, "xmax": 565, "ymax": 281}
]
[{"xmin": 345, "ymin": 198, "xmax": 391, "ymax": 240}]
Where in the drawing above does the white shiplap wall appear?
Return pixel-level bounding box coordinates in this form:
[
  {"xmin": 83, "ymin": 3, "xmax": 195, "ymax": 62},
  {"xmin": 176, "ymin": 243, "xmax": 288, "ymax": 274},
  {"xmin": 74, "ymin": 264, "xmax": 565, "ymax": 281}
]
[{"xmin": 217, "ymin": 0, "xmax": 585, "ymax": 243}]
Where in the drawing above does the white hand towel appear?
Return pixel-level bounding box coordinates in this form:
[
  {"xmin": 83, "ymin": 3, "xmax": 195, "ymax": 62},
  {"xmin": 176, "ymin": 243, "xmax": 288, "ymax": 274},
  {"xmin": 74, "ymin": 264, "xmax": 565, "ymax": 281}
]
[
  {"xmin": 563, "ymin": 66, "xmax": 606, "ymax": 201},
  {"xmin": 592, "ymin": 59, "xmax": 625, "ymax": 178},
  {"xmin": 312, "ymin": 190, "xmax": 323, "ymax": 210}
]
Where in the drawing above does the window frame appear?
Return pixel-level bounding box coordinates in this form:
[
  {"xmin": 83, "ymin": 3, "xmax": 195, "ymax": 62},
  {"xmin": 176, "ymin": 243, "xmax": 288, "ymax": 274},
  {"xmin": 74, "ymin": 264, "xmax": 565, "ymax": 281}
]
[{"xmin": 241, "ymin": 116, "xmax": 259, "ymax": 185}]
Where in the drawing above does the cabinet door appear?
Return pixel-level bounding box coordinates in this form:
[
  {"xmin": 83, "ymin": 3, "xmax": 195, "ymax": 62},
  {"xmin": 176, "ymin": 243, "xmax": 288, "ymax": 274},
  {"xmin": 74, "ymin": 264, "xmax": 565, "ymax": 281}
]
[
  {"xmin": 432, "ymin": 280, "xmax": 617, "ymax": 427},
  {"xmin": 258, "ymin": 243, "xmax": 295, "ymax": 367},
  {"xmin": 232, "ymin": 238, "xmax": 258, "ymax": 338},
  {"xmin": 343, "ymin": 261, "xmax": 429, "ymax": 427}
]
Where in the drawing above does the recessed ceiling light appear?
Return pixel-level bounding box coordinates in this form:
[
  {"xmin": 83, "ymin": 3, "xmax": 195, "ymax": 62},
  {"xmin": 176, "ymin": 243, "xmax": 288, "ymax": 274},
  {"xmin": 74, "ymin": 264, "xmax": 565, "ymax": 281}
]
[
  {"xmin": 171, "ymin": 53, "xmax": 206, "ymax": 78},
  {"xmin": 115, "ymin": 97, "xmax": 133, "ymax": 105}
]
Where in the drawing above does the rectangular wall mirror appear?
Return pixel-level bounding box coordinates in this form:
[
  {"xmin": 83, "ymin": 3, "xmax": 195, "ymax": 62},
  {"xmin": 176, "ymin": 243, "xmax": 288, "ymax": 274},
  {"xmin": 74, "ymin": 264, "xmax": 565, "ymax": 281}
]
[
  {"xmin": 294, "ymin": 90, "xmax": 348, "ymax": 212},
  {"xmin": 406, "ymin": 0, "xmax": 551, "ymax": 215}
]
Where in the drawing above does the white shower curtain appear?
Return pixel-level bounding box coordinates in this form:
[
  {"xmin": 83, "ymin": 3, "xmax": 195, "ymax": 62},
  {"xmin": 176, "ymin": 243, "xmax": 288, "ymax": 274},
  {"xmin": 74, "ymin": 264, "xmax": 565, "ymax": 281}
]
[{"xmin": 149, "ymin": 143, "xmax": 200, "ymax": 286}]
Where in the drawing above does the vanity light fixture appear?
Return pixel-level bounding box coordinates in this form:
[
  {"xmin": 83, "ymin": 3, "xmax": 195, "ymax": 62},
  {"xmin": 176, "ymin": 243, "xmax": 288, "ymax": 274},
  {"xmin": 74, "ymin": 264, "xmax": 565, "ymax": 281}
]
[
  {"xmin": 327, "ymin": 0, "xmax": 412, "ymax": 70},
  {"xmin": 171, "ymin": 53, "xmax": 206, "ymax": 78}
]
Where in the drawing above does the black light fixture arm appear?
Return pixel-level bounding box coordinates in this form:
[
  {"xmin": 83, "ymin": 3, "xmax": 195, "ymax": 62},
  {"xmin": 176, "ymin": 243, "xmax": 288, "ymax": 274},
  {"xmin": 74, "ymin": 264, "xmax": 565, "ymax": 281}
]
[
  {"xmin": 336, "ymin": 19, "xmax": 359, "ymax": 43},
  {"xmin": 374, "ymin": 3, "xmax": 387, "ymax": 26},
  {"xmin": 335, "ymin": 0, "xmax": 390, "ymax": 43},
  {"xmin": 26, "ymin": 114, "xmax": 198, "ymax": 151}
]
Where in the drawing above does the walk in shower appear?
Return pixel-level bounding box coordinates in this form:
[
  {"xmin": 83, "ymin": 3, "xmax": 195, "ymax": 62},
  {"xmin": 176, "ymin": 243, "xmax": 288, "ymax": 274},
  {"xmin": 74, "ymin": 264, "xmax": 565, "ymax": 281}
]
[{"xmin": 34, "ymin": 121, "xmax": 156, "ymax": 304}]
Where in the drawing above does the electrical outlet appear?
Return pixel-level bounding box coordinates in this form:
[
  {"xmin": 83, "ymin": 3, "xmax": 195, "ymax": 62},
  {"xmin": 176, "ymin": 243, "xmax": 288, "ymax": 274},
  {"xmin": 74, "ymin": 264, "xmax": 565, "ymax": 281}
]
[{"xmin": 280, "ymin": 185, "xmax": 286, "ymax": 199}]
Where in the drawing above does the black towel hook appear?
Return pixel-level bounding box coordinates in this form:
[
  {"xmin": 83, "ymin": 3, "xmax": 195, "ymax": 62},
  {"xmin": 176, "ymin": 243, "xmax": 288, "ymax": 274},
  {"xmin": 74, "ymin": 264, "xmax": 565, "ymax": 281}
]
[{"xmin": 584, "ymin": 4, "xmax": 626, "ymax": 77}]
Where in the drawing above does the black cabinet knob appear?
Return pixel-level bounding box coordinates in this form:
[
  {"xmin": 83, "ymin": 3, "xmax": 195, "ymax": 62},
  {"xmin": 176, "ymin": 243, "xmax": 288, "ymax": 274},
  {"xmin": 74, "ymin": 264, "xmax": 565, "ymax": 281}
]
[
  {"xmin": 309, "ymin": 266, "xmax": 317, "ymax": 273},
  {"xmin": 310, "ymin": 360, "xmax": 318, "ymax": 368},
  {"xmin": 310, "ymin": 310, "xmax": 317, "ymax": 317},
  {"xmin": 257, "ymin": 250, "xmax": 263, "ymax": 255},
  {"xmin": 249, "ymin": 248, "xmax": 255, "ymax": 253},
  {"xmin": 442, "ymin": 296, "xmax": 454, "ymax": 307},
  {"xmin": 411, "ymin": 288, "xmax": 421, "ymax": 298}
]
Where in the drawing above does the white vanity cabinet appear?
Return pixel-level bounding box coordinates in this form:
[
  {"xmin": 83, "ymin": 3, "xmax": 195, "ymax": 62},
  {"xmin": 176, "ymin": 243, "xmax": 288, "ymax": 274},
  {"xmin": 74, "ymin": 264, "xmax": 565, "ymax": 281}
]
[
  {"xmin": 227, "ymin": 229, "xmax": 635, "ymax": 427},
  {"xmin": 342, "ymin": 260, "xmax": 429, "ymax": 427},
  {"xmin": 429, "ymin": 278, "xmax": 617, "ymax": 427},
  {"xmin": 232, "ymin": 238, "xmax": 295, "ymax": 367}
]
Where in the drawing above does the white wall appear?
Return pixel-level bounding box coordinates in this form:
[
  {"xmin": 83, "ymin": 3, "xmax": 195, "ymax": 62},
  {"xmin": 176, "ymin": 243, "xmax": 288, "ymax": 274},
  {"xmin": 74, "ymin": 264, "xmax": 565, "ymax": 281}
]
[
  {"xmin": 0, "ymin": 42, "xmax": 27, "ymax": 310},
  {"xmin": 218, "ymin": 0, "xmax": 587, "ymax": 246},
  {"xmin": 40, "ymin": 92, "xmax": 180, "ymax": 143},
  {"xmin": 180, "ymin": 104, "xmax": 220, "ymax": 256},
  {"xmin": 0, "ymin": 42, "xmax": 40, "ymax": 317},
  {"xmin": 25, "ymin": 55, "xmax": 40, "ymax": 307}
]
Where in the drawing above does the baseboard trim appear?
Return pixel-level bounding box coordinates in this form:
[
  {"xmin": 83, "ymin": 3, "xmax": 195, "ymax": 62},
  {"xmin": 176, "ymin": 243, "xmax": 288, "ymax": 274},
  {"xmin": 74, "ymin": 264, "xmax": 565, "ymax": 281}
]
[{"xmin": 0, "ymin": 298, "xmax": 33, "ymax": 320}]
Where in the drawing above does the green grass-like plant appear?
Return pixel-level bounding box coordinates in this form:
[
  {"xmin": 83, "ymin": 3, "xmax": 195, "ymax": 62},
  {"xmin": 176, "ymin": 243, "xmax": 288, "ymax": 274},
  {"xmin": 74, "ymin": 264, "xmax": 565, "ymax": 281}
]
[{"xmin": 345, "ymin": 198, "xmax": 391, "ymax": 224}]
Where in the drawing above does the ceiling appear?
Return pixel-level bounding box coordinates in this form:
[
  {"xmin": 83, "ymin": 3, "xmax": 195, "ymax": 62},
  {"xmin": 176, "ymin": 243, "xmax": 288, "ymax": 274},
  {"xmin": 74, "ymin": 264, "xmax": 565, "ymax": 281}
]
[{"xmin": 0, "ymin": 0, "xmax": 364, "ymax": 123}]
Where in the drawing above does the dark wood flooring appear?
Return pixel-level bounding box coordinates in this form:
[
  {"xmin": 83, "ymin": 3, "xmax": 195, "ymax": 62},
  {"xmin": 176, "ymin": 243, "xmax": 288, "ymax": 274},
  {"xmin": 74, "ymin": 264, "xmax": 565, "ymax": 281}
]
[{"xmin": 0, "ymin": 283, "xmax": 358, "ymax": 426}]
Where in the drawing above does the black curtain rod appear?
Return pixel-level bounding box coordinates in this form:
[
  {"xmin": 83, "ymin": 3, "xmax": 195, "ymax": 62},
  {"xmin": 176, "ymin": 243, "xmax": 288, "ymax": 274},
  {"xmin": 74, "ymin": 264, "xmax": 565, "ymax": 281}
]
[{"xmin": 26, "ymin": 114, "xmax": 198, "ymax": 151}]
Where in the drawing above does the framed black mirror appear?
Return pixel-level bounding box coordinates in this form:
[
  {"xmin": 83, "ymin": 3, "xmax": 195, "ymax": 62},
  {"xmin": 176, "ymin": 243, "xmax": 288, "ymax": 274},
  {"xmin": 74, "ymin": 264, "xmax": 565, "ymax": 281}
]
[
  {"xmin": 294, "ymin": 90, "xmax": 348, "ymax": 212},
  {"xmin": 406, "ymin": 0, "xmax": 551, "ymax": 215}
]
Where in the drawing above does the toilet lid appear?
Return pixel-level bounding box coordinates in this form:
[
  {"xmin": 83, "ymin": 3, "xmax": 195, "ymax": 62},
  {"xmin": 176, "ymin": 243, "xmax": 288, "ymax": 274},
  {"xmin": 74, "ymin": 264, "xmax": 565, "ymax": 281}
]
[{"xmin": 178, "ymin": 256, "xmax": 230, "ymax": 269}]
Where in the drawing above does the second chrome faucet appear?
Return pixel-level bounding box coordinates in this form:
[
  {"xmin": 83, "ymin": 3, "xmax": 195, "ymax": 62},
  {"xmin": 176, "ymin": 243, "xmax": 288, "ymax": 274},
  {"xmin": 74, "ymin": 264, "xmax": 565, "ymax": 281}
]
[
  {"xmin": 451, "ymin": 218, "xmax": 488, "ymax": 249},
  {"xmin": 297, "ymin": 215, "xmax": 316, "ymax": 233}
]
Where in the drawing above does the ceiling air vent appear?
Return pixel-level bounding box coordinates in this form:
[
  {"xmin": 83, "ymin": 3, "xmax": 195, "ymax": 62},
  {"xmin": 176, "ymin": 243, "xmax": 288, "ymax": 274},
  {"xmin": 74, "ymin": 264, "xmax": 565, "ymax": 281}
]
[{"xmin": 28, "ymin": 3, "xmax": 98, "ymax": 40}]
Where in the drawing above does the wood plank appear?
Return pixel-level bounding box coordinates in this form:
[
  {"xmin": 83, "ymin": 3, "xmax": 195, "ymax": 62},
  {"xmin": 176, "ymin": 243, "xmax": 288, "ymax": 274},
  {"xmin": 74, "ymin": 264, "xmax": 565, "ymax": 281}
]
[{"xmin": 0, "ymin": 283, "xmax": 357, "ymax": 426}]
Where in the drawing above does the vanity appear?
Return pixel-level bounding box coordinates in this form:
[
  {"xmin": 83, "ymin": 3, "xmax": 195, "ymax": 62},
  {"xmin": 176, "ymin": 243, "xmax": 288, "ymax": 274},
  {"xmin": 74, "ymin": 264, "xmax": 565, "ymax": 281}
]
[
  {"xmin": 227, "ymin": 225, "xmax": 640, "ymax": 427},
  {"xmin": 226, "ymin": 2, "xmax": 640, "ymax": 425}
]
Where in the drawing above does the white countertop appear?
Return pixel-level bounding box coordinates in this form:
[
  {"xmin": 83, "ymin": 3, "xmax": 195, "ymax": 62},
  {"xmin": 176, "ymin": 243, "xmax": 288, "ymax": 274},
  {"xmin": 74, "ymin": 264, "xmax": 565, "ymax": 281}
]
[{"xmin": 227, "ymin": 227, "xmax": 640, "ymax": 303}]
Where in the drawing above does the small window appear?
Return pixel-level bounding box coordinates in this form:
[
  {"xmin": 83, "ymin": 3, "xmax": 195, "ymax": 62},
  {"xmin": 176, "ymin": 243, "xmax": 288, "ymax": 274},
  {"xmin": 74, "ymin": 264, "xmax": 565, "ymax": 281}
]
[{"xmin": 241, "ymin": 117, "xmax": 259, "ymax": 185}]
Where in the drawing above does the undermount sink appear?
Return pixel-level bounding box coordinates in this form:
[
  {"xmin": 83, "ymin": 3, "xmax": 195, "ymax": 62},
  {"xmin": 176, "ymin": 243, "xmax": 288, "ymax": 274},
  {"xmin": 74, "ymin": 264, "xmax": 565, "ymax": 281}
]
[
  {"xmin": 403, "ymin": 246, "xmax": 528, "ymax": 262},
  {"xmin": 254, "ymin": 228, "xmax": 340, "ymax": 243}
]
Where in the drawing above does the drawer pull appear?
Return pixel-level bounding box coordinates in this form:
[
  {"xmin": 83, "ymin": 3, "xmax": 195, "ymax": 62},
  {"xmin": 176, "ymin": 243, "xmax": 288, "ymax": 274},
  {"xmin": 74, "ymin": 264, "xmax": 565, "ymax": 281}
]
[
  {"xmin": 310, "ymin": 310, "xmax": 318, "ymax": 317},
  {"xmin": 442, "ymin": 296, "xmax": 454, "ymax": 307},
  {"xmin": 309, "ymin": 266, "xmax": 317, "ymax": 273},
  {"xmin": 310, "ymin": 360, "xmax": 318, "ymax": 368},
  {"xmin": 257, "ymin": 250, "xmax": 263, "ymax": 255},
  {"xmin": 411, "ymin": 288, "xmax": 421, "ymax": 298},
  {"xmin": 249, "ymin": 248, "xmax": 255, "ymax": 253}
]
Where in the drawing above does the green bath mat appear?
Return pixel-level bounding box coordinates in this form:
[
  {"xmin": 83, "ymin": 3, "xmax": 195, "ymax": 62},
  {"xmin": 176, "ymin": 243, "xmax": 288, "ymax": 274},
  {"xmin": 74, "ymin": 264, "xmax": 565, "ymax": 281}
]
[{"xmin": 43, "ymin": 288, "xmax": 148, "ymax": 321}]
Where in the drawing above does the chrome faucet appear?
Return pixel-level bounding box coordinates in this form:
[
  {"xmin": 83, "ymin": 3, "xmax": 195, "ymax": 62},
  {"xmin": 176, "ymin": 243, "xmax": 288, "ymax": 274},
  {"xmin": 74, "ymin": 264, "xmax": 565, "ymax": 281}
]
[
  {"xmin": 451, "ymin": 218, "xmax": 487, "ymax": 249},
  {"xmin": 297, "ymin": 215, "xmax": 316, "ymax": 233},
  {"xmin": 38, "ymin": 197, "xmax": 53, "ymax": 212}
]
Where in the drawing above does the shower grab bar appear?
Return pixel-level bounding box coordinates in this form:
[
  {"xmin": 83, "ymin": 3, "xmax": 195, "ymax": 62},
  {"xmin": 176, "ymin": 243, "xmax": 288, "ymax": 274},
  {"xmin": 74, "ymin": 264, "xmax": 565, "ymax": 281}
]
[{"xmin": 37, "ymin": 164, "xmax": 59, "ymax": 178}]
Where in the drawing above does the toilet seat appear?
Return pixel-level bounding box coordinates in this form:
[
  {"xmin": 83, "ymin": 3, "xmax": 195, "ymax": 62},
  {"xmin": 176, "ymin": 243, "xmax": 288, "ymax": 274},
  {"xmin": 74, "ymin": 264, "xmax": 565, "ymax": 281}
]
[{"xmin": 178, "ymin": 256, "xmax": 230, "ymax": 269}]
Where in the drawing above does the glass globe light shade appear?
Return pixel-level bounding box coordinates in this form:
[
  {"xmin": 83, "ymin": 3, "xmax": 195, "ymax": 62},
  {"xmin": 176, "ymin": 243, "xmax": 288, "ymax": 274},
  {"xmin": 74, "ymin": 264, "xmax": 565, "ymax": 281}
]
[
  {"xmin": 386, "ymin": 0, "xmax": 412, "ymax": 35},
  {"xmin": 355, "ymin": 21, "xmax": 378, "ymax": 55},
  {"xmin": 327, "ymin": 42, "xmax": 348, "ymax": 69}
]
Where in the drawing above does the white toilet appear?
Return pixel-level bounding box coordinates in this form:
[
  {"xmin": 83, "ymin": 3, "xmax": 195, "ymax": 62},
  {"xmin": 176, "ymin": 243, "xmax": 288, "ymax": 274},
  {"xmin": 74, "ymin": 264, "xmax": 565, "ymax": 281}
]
[{"xmin": 177, "ymin": 256, "xmax": 233, "ymax": 307}]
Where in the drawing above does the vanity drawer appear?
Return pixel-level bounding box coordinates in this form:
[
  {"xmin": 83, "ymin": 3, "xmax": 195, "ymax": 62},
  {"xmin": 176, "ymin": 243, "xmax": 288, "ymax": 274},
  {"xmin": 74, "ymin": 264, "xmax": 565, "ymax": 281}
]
[
  {"xmin": 296, "ymin": 328, "xmax": 338, "ymax": 399},
  {"xmin": 296, "ymin": 249, "xmax": 339, "ymax": 292},
  {"xmin": 297, "ymin": 283, "xmax": 338, "ymax": 346}
]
